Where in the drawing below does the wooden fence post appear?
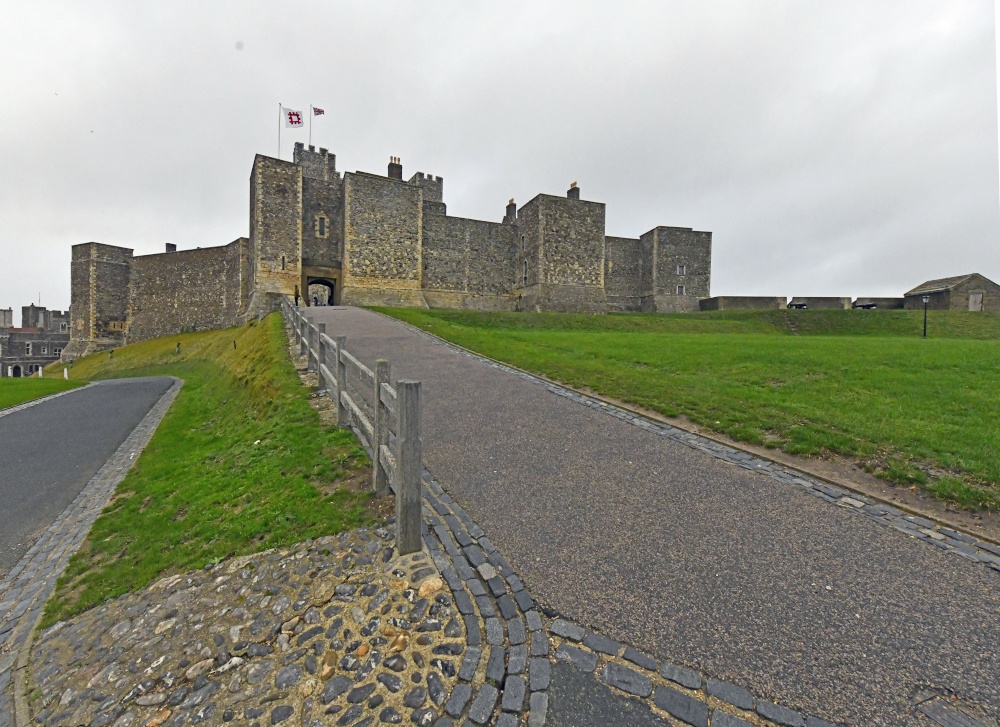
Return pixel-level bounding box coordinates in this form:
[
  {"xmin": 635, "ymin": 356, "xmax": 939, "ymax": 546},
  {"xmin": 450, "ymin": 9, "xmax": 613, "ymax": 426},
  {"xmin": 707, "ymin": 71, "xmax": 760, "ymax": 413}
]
[
  {"xmin": 335, "ymin": 336, "xmax": 348, "ymax": 427},
  {"xmin": 395, "ymin": 380, "xmax": 422, "ymax": 555},
  {"xmin": 299, "ymin": 315, "xmax": 308, "ymax": 358},
  {"xmin": 373, "ymin": 359, "xmax": 390, "ymax": 497},
  {"xmin": 307, "ymin": 323, "xmax": 317, "ymax": 372},
  {"xmin": 317, "ymin": 323, "xmax": 327, "ymax": 388}
]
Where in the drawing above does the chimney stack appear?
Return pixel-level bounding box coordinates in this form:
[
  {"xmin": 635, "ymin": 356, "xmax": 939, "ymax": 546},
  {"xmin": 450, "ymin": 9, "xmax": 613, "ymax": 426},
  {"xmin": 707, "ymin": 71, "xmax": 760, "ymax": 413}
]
[
  {"xmin": 567, "ymin": 181, "xmax": 580, "ymax": 200},
  {"xmin": 388, "ymin": 156, "xmax": 403, "ymax": 180},
  {"xmin": 165, "ymin": 243, "xmax": 177, "ymax": 253},
  {"xmin": 506, "ymin": 198, "xmax": 517, "ymax": 221}
]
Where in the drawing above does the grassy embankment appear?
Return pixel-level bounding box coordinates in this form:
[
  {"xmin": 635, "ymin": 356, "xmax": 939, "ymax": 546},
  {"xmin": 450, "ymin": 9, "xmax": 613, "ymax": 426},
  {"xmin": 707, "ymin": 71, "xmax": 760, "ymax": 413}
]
[
  {"xmin": 40, "ymin": 313, "xmax": 371, "ymax": 627},
  {"xmin": 378, "ymin": 307, "xmax": 1000, "ymax": 511},
  {"xmin": 0, "ymin": 378, "xmax": 83, "ymax": 409}
]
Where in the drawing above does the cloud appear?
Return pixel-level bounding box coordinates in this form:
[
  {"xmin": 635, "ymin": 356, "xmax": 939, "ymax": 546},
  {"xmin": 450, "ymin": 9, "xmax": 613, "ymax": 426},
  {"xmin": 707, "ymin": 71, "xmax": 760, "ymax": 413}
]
[{"xmin": 1, "ymin": 0, "xmax": 996, "ymax": 322}]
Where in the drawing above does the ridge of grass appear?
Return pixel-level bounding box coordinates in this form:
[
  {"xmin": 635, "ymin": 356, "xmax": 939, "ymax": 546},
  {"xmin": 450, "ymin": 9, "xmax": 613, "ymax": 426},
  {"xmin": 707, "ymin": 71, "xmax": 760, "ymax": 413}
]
[
  {"xmin": 378, "ymin": 307, "xmax": 1000, "ymax": 339},
  {"xmin": 40, "ymin": 314, "xmax": 372, "ymax": 627},
  {"xmin": 0, "ymin": 378, "xmax": 83, "ymax": 410},
  {"xmin": 377, "ymin": 307, "xmax": 1000, "ymax": 512}
]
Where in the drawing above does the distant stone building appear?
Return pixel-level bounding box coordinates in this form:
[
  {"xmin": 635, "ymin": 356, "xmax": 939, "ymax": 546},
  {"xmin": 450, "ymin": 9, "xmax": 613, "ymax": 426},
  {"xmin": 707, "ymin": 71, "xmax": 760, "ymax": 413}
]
[
  {"xmin": 64, "ymin": 144, "xmax": 713, "ymax": 357},
  {"xmin": 904, "ymin": 274, "xmax": 1000, "ymax": 312},
  {"xmin": 1, "ymin": 306, "xmax": 70, "ymax": 377}
]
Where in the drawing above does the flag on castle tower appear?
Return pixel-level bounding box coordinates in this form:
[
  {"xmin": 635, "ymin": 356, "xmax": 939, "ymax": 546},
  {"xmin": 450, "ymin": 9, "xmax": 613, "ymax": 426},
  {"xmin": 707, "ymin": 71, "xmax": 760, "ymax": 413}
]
[
  {"xmin": 282, "ymin": 107, "xmax": 304, "ymax": 128},
  {"xmin": 313, "ymin": 107, "xmax": 325, "ymax": 116}
]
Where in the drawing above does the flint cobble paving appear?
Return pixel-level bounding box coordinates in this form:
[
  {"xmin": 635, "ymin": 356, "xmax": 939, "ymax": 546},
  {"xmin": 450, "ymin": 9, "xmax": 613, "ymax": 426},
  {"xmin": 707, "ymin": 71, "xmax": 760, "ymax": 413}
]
[{"xmin": 28, "ymin": 536, "xmax": 466, "ymax": 727}]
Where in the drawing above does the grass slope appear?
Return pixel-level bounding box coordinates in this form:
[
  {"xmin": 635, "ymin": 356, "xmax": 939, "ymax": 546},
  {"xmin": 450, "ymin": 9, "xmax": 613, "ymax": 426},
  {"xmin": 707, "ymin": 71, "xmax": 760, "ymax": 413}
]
[
  {"xmin": 379, "ymin": 308, "xmax": 1000, "ymax": 511},
  {"xmin": 0, "ymin": 378, "xmax": 83, "ymax": 409},
  {"xmin": 41, "ymin": 314, "xmax": 371, "ymax": 626}
]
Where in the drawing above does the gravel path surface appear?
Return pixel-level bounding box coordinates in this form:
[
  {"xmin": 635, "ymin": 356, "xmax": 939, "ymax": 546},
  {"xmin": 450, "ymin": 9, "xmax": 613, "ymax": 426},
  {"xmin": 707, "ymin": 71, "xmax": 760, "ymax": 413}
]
[
  {"xmin": 306, "ymin": 306, "xmax": 999, "ymax": 727},
  {"xmin": 0, "ymin": 377, "xmax": 173, "ymax": 580}
]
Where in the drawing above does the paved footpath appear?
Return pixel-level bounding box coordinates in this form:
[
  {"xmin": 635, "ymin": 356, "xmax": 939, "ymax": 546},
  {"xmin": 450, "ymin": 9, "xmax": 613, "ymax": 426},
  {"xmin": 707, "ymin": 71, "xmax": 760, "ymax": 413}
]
[
  {"xmin": 308, "ymin": 306, "xmax": 1000, "ymax": 727},
  {"xmin": 0, "ymin": 377, "xmax": 178, "ymax": 727}
]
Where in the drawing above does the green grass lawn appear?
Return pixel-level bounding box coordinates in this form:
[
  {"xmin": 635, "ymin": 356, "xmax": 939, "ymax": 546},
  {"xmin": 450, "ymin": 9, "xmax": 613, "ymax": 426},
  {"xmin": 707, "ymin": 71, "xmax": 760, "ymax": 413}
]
[
  {"xmin": 378, "ymin": 307, "xmax": 1000, "ymax": 512},
  {"xmin": 0, "ymin": 378, "xmax": 83, "ymax": 409},
  {"xmin": 41, "ymin": 313, "xmax": 372, "ymax": 627}
]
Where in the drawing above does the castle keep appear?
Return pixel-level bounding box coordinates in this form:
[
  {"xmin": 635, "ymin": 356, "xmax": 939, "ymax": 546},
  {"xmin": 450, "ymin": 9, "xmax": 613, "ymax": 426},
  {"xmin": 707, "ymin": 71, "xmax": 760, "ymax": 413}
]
[{"xmin": 64, "ymin": 144, "xmax": 712, "ymax": 357}]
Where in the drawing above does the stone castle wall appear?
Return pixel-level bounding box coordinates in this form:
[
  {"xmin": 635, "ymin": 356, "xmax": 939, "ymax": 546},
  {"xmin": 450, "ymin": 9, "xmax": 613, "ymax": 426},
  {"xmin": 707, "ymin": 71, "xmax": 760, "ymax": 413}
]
[
  {"xmin": 421, "ymin": 213, "xmax": 517, "ymax": 310},
  {"xmin": 128, "ymin": 239, "xmax": 249, "ymax": 342},
  {"xmin": 67, "ymin": 145, "xmax": 716, "ymax": 357},
  {"xmin": 341, "ymin": 172, "xmax": 426, "ymax": 307},
  {"xmin": 605, "ymin": 236, "xmax": 648, "ymax": 312},
  {"xmin": 249, "ymin": 156, "xmax": 302, "ymax": 297}
]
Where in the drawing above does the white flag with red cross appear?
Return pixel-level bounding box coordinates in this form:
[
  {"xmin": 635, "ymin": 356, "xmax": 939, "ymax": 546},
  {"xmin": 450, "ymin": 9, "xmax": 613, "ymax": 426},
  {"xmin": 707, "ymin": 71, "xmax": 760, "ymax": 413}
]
[{"xmin": 282, "ymin": 107, "xmax": 304, "ymax": 128}]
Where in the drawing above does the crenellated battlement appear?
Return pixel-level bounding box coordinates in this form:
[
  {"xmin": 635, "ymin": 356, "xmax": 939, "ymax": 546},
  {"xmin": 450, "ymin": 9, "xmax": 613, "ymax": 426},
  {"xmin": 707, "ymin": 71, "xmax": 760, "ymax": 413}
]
[
  {"xmin": 293, "ymin": 142, "xmax": 338, "ymax": 181},
  {"xmin": 407, "ymin": 171, "xmax": 444, "ymax": 202}
]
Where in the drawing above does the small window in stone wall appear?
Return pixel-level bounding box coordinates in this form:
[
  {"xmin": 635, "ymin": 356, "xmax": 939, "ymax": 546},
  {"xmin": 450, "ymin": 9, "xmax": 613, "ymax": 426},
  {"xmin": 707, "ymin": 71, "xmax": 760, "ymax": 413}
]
[
  {"xmin": 281, "ymin": 255, "xmax": 286, "ymax": 270},
  {"xmin": 520, "ymin": 235, "xmax": 525, "ymax": 252},
  {"xmin": 677, "ymin": 285, "xmax": 686, "ymax": 295},
  {"xmin": 315, "ymin": 213, "xmax": 330, "ymax": 239},
  {"xmin": 54, "ymin": 348, "xmax": 62, "ymax": 356},
  {"xmin": 25, "ymin": 342, "xmax": 32, "ymax": 355},
  {"xmin": 60, "ymin": 322, "xmax": 67, "ymax": 331},
  {"xmin": 522, "ymin": 261, "xmax": 529, "ymax": 286},
  {"xmin": 41, "ymin": 345, "xmax": 47, "ymax": 354},
  {"xmin": 677, "ymin": 264, "xmax": 686, "ymax": 276}
]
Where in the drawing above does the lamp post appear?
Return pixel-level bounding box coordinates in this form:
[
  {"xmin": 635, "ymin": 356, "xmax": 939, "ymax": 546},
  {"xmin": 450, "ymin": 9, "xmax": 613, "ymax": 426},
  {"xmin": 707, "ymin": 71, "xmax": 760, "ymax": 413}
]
[{"xmin": 922, "ymin": 294, "xmax": 929, "ymax": 338}]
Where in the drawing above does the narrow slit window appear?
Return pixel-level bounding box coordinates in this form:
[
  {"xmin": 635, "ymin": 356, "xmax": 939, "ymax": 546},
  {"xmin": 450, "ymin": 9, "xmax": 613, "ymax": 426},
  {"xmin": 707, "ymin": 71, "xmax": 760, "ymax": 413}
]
[
  {"xmin": 25, "ymin": 342, "xmax": 32, "ymax": 355},
  {"xmin": 522, "ymin": 260, "xmax": 529, "ymax": 286},
  {"xmin": 281, "ymin": 255, "xmax": 286, "ymax": 270}
]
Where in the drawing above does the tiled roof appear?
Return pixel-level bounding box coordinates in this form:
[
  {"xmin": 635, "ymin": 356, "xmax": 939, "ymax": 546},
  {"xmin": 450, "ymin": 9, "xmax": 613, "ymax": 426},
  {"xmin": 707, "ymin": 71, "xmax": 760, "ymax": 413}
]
[{"xmin": 904, "ymin": 275, "xmax": 975, "ymax": 296}]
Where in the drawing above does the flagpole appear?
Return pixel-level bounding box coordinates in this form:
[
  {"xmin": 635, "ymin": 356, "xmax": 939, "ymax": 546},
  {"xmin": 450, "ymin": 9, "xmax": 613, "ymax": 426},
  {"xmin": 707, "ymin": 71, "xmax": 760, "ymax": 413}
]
[
  {"xmin": 277, "ymin": 102, "xmax": 281, "ymax": 159},
  {"xmin": 309, "ymin": 106, "xmax": 313, "ymax": 147}
]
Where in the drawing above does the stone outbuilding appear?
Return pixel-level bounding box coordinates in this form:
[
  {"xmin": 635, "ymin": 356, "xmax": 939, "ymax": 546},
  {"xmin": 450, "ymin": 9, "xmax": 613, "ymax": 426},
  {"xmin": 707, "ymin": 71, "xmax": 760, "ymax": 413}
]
[{"xmin": 904, "ymin": 274, "xmax": 1000, "ymax": 312}]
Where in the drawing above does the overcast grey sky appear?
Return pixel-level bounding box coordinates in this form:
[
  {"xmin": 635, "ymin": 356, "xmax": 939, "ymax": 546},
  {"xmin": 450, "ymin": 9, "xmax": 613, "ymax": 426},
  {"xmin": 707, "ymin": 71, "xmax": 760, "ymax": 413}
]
[{"xmin": 2, "ymin": 1, "xmax": 997, "ymax": 324}]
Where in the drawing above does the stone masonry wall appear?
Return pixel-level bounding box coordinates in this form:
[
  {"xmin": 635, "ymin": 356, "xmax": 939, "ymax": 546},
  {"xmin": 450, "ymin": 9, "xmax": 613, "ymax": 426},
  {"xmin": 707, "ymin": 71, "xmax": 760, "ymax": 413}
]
[
  {"xmin": 300, "ymin": 175, "xmax": 343, "ymax": 269},
  {"xmin": 250, "ymin": 155, "xmax": 302, "ymax": 296},
  {"xmin": 539, "ymin": 195, "xmax": 605, "ymax": 288},
  {"xmin": 127, "ymin": 239, "xmax": 249, "ymax": 343},
  {"xmin": 64, "ymin": 242, "xmax": 132, "ymax": 359},
  {"xmin": 641, "ymin": 226, "xmax": 711, "ymax": 312},
  {"xmin": 948, "ymin": 275, "xmax": 1000, "ymax": 312},
  {"xmin": 421, "ymin": 213, "xmax": 517, "ymax": 309},
  {"xmin": 605, "ymin": 236, "xmax": 647, "ymax": 312},
  {"xmin": 341, "ymin": 172, "xmax": 425, "ymax": 306}
]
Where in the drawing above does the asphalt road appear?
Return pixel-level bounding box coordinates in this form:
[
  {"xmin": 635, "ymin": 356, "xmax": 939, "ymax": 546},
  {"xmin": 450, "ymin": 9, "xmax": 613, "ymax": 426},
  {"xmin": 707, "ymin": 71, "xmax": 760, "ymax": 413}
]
[
  {"xmin": 308, "ymin": 306, "xmax": 1000, "ymax": 727},
  {"xmin": 0, "ymin": 377, "xmax": 173, "ymax": 582}
]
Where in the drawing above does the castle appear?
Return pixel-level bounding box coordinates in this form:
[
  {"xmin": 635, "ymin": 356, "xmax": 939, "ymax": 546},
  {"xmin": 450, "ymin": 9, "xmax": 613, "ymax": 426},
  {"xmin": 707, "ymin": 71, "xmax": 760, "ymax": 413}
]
[{"xmin": 63, "ymin": 143, "xmax": 712, "ymax": 358}]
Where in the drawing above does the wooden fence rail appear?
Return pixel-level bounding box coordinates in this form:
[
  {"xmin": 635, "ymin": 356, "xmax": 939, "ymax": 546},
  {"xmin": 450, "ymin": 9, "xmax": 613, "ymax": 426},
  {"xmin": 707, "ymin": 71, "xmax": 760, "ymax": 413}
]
[{"xmin": 280, "ymin": 299, "xmax": 422, "ymax": 555}]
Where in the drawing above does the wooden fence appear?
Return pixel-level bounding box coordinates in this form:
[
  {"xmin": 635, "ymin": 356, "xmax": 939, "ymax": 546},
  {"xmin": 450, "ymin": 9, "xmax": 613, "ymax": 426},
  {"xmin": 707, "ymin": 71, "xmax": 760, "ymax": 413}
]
[{"xmin": 280, "ymin": 299, "xmax": 422, "ymax": 555}]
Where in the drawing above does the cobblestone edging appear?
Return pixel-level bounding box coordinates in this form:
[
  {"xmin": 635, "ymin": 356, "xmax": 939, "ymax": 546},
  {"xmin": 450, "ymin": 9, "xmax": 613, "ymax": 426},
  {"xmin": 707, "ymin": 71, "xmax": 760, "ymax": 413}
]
[
  {"xmin": 418, "ymin": 470, "xmax": 547, "ymax": 727},
  {"xmin": 545, "ymin": 614, "xmax": 840, "ymax": 727},
  {"xmin": 0, "ymin": 383, "xmax": 94, "ymax": 421},
  {"xmin": 376, "ymin": 314, "xmax": 1000, "ymax": 575},
  {"xmin": 421, "ymin": 466, "xmax": 869, "ymax": 727},
  {"xmin": 0, "ymin": 378, "xmax": 183, "ymax": 727}
]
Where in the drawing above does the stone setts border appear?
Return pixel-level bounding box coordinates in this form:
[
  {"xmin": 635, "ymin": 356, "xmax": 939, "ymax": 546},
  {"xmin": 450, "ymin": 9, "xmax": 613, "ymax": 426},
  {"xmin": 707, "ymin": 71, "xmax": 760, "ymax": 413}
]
[
  {"xmin": 380, "ymin": 313, "xmax": 1000, "ymax": 574},
  {"xmin": 418, "ymin": 471, "xmax": 547, "ymax": 727},
  {"xmin": 0, "ymin": 379, "xmax": 182, "ymax": 727}
]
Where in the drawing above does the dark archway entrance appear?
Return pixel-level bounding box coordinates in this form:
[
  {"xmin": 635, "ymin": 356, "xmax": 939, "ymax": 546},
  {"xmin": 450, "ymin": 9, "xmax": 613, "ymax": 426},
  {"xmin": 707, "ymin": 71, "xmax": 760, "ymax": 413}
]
[
  {"xmin": 11, "ymin": 365, "xmax": 22, "ymax": 378},
  {"xmin": 307, "ymin": 278, "xmax": 336, "ymax": 306}
]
